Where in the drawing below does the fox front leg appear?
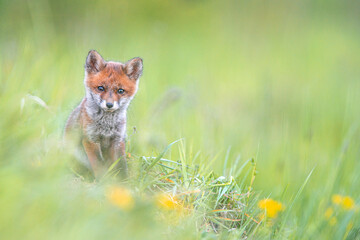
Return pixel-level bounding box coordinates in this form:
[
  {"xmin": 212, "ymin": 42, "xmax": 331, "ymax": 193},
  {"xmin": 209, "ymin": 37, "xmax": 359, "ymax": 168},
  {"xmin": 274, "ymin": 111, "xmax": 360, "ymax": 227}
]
[
  {"xmin": 109, "ymin": 140, "xmax": 128, "ymax": 178},
  {"xmin": 82, "ymin": 139, "xmax": 104, "ymax": 178}
]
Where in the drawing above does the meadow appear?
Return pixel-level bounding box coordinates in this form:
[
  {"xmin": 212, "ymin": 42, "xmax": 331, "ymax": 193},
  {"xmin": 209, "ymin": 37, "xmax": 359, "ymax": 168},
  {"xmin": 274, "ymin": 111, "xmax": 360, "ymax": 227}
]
[{"xmin": 0, "ymin": 0, "xmax": 359, "ymax": 239}]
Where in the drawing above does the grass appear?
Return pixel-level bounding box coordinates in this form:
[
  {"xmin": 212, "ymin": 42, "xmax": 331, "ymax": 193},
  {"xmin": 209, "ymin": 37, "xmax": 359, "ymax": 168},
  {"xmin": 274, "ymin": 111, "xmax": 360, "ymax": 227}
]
[{"xmin": 1, "ymin": 0, "xmax": 360, "ymax": 239}]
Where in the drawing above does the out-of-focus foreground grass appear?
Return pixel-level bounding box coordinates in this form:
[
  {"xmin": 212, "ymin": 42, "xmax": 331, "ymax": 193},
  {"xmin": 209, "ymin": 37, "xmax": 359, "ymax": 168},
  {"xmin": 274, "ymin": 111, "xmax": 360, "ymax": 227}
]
[{"xmin": 1, "ymin": 0, "xmax": 360, "ymax": 239}]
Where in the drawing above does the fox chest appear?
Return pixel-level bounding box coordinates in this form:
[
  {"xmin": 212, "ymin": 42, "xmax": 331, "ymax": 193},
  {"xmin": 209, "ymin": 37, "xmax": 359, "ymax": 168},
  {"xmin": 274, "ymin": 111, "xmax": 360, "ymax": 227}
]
[{"xmin": 85, "ymin": 116, "xmax": 126, "ymax": 144}]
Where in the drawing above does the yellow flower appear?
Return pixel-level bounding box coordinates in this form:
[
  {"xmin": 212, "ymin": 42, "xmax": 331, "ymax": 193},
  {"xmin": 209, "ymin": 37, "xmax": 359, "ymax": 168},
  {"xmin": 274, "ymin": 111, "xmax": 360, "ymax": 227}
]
[
  {"xmin": 331, "ymin": 194, "xmax": 355, "ymax": 210},
  {"xmin": 332, "ymin": 194, "xmax": 343, "ymax": 205},
  {"xmin": 156, "ymin": 193, "xmax": 181, "ymax": 211},
  {"xmin": 342, "ymin": 196, "xmax": 355, "ymax": 210},
  {"xmin": 258, "ymin": 199, "xmax": 283, "ymax": 218},
  {"xmin": 106, "ymin": 186, "xmax": 134, "ymax": 211},
  {"xmin": 324, "ymin": 207, "xmax": 333, "ymax": 219}
]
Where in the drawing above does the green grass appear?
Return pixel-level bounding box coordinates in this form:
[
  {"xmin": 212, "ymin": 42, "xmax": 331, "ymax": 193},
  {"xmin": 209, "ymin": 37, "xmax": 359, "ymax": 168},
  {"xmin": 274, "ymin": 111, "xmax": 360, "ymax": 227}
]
[{"xmin": 1, "ymin": 0, "xmax": 360, "ymax": 239}]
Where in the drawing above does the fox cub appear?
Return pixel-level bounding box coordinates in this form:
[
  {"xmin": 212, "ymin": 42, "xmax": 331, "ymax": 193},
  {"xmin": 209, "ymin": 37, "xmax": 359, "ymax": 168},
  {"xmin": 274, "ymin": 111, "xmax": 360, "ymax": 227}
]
[{"xmin": 65, "ymin": 50, "xmax": 143, "ymax": 178}]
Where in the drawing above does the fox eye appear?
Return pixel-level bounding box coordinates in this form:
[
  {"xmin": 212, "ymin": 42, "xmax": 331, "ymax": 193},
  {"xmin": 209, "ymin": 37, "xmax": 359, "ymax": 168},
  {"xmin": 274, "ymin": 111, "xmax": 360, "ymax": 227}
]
[
  {"xmin": 97, "ymin": 86, "xmax": 105, "ymax": 91},
  {"xmin": 118, "ymin": 88, "xmax": 125, "ymax": 94}
]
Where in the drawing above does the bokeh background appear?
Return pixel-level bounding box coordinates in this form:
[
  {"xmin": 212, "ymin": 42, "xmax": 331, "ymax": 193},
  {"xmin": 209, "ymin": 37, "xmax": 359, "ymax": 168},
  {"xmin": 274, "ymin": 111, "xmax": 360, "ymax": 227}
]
[{"xmin": 1, "ymin": 0, "xmax": 360, "ymax": 239}]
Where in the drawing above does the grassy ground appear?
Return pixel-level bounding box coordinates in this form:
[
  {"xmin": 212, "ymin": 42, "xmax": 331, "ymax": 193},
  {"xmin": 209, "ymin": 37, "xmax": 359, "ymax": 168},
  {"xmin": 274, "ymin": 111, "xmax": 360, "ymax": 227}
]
[{"xmin": 1, "ymin": 0, "xmax": 360, "ymax": 239}]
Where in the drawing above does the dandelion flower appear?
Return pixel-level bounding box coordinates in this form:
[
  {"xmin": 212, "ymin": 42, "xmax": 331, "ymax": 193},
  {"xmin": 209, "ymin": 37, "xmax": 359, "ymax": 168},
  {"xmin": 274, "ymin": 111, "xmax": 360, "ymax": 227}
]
[
  {"xmin": 331, "ymin": 194, "xmax": 355, "ymax": 210},
  {"xmin": 332, "ymin": 194, "xmax": 343, "ymax": 205},
  {"xmin": 324, "ymin": 207, "xmax": 333, "ymax": 219},
  {"xmin": 342, "ymin": 196, "xmax": 355, "ymax": 210},
  {"xmin": 106, "ymin": 186, "xmax": 134, "ymax": 211},
  {"xmin": 258, "ymin": 199, "xmax": 283, "ymax": 218},
  {"xmin": 156, "ymin": 193, "xmax": 180, "ymax": 211}
]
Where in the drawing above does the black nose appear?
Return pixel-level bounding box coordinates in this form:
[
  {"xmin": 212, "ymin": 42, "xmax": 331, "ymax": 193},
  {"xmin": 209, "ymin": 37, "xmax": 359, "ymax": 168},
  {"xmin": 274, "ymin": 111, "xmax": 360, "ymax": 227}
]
[{"xmin": 106, "ymin": 102, "xmax": 113, "ymax": 108}]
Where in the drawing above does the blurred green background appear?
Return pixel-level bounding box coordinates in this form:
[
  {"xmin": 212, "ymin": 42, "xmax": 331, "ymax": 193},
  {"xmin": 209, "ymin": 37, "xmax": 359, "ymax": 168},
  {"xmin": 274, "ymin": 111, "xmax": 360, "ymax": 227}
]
[{"xmin": 1, "ymin": 0, "xmax": 360, "ymax": 239}]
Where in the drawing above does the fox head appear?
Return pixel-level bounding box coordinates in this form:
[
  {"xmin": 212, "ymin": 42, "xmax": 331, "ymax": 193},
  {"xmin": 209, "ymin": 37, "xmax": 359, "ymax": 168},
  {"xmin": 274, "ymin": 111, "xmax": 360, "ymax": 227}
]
[{"xmin": 84, "ymin": 50, "xmax": 143, "ymax": 112}]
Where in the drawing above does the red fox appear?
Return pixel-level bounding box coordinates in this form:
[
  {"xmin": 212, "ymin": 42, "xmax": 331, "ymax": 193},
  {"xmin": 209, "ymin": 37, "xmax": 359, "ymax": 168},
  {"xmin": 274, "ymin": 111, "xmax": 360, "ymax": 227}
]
[{"xmin": 65, "ymin": 50, "xmax": 143, "ymax": 178}]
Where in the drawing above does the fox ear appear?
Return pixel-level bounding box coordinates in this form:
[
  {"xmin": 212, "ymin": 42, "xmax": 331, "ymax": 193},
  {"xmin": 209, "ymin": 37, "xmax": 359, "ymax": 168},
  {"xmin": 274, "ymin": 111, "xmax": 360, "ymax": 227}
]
[
  {"xmin": 124, "ymin": 57, "xmax": 143, "ymax": 80},
  {"xmin": 85, "ymin": 50, "xmax": 106, "ymax": 73}
]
